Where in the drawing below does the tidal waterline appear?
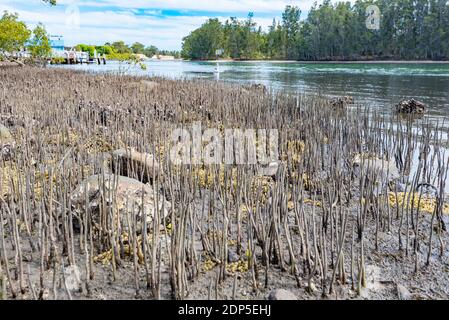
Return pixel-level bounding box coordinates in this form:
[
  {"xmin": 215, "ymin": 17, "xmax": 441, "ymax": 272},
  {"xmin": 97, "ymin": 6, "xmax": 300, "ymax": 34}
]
[{"xmin": 54, "ymin": 60, "xmax": 449, "ymax": 118}]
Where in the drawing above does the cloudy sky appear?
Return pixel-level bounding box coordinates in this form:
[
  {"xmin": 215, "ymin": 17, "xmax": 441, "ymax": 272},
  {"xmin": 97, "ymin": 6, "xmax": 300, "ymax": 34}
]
[{"xmin": 0, "ymin": 0, "xmax": 325, "ymax": 50}]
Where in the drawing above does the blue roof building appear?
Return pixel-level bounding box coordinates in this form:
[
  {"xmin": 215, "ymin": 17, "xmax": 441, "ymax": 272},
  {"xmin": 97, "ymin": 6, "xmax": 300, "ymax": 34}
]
[{"xmin": 49, "ymin": 35, "xmax": 65, "ymax": 51}]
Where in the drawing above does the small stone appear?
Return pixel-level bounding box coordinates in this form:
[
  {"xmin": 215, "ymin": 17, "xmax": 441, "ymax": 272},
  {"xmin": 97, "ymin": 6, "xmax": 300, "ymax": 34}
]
[
  {"xmin": 416, "ymin": 183, "xmax": 438, "ymax": 197},
  {"xmin": 41, "ymin": 288, "xmax": 50, "ymax": 300},
  {"xmin": 258, "ymin": 161, "xmax": 279, "ymax": 177},
  {"xmin": 393, "ymin": 182, "xmax": 406, "ymax": 192},
  {"xmin": 267, "ymin": 289, "xmax": 297, "ymax": 300},
  {"xmin": 395, "ymin": 99, "xmax": 427, "ymax": 115},
  {"xmin": 0, "ymin": 124, "xmax": 12, "ymax": 143},
  {"xmin": 397, "ymin": 284, "xmax": 412, "ymax": 300},
  {"xmin": 353, "ymin": 155, "xmax": 400, "ymax": 188},
  {"xmin": 330, "ymin": 96, "xmax": 354, "ymax": 109},
  {"xmin": 247, "ymin": 83, "xmax": 267, "ymax": 93},
  {"xmin": 64, "ymin": 265, "xmax": 81, "ymax": 292},
  {"xmin": 228, "ymin": 248, "xmax": 239, "ymax": 263},
  {"xmin": 1, "ymin": 144, "xmax": 14, "ymax": 161},
  {"xmin": 306, "ymin": 282, "xmax": 317, "ymax": 294},
  {"xmin": 0, "ymin": 124, "xmax": 14, "ymax": 161}
]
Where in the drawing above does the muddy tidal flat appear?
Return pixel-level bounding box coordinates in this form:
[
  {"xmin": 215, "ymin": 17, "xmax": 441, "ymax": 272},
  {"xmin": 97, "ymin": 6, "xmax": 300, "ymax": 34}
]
[{"xmin": 0, "ymin": 67, "xmax": 448, "ymax": 300}]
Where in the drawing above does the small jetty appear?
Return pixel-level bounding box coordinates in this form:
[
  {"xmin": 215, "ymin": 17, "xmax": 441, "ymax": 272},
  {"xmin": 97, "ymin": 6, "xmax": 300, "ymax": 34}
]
[{"xmin": 49, "ymin": 35, "xmax": 107, "ymax": 65}]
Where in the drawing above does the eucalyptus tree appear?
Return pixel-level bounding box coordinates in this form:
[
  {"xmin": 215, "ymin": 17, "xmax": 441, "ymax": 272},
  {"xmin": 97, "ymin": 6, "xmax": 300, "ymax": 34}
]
[
  {"xmin": 29, "ymin": 23, "xmax": 52, "ymax": 58},
  {"xmin": 0, "ymin": 11, "xmax": 31, "ymax": 58}
]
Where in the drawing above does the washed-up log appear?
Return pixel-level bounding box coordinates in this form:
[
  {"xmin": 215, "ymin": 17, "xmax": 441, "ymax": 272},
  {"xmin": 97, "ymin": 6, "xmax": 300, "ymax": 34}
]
[{"xmin": 111, "ymin": 148, "xmax": 161, "ymax": 183}]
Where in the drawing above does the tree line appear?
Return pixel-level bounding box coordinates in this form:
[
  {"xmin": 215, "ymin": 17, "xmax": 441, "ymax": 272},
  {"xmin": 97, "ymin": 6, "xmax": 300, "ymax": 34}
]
[
  {"xmin": 74, "ymin": 41, "xmax": 180, "ymax": 60},
  {"xmin": 181, "ymin": 0, "xmax": 449, "ymax": 61},
  {"xmin": 0, "ymin": 11, "xmax": 51, "ymax": 60},
  {"xmin": 0, "ymin": 10, "xmax": 180, "ymax": 62}
]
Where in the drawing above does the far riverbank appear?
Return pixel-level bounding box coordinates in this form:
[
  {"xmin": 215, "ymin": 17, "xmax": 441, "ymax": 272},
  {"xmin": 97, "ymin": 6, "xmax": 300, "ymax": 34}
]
[{"xmin": 204, "ymin": 59, "xmax": 449, "ymax": 64}]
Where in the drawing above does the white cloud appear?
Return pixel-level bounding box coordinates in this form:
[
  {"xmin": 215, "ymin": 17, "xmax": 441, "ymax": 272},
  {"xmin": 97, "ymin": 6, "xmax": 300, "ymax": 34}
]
[
  {"xmin": 0, "ymin": 2, "xmax": 207, "ymax": 49},
  {"xmin": 67, "ymin": 0, "xmax": 313, "ymax": 13},
  {"xmin": 0, "ymin": 0, "xmax": 353, "ymax": 50}
]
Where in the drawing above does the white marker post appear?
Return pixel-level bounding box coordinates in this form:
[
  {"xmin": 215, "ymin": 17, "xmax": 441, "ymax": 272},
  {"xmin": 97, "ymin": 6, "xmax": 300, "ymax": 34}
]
[{"xmin": 214, "ymin": 49, "xmax": 224, "ymax": 80}]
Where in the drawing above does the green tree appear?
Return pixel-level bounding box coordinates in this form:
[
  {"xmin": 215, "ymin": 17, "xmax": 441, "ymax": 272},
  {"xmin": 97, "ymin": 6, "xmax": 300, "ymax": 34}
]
[
  {"xmin": 282, "ymin": 5, "xmax": 301, "ymax": 59},
  {"xmin": 241, "ymin": 13, "xmax": 261, "ymax": 59},
  {"xmin": 182, "ymin": 18, "xmax": 223, "ymax": 60},
  {"xmin": 131, "ymin": 42, "xmax": 145, "ymax": 54},
  {"xmin": 75, "ymin": 44, "xmax": 96, "ymax": 57},
  {"xmin": 143, "ymin": 45, "xmax": 158, "ymax": 57},
  {"xmin": 111, "ymin": 41, "xmax": 131, "ymax": 54},
  {"xmin": 266, "ymin": 19, "xmax": 285, "ymax": 59},
  {"xmin": 42, "ymin": 0, "xmax": 57, "ymax": 5},
  {"xmin": 159, "ymin": 49, "xmax": 181, "ymax": 58},
  {"xmin": 0, "ymin": 11, "xmax": 31, "ymax": 57},
  {"xmin": 181, "ymin": 1, "xmax": 449, "ymax": 61},
  {"xmin": 95, "ymin": 45, "xmax": 114, "ymax": 56},
  {"xmin": 28, "ymin": 23, "xmax": 51, "ymax": 58},
  {"xmin": 223, "ymin": 17, "xmax": 244, "ymax": 59}
]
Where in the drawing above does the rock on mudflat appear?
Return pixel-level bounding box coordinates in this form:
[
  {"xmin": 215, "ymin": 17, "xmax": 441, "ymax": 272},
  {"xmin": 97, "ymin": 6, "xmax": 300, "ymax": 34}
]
[
  {"xmin": 243, "ymin": 83, "xmax": 268, "ymax": 94},
  {"xmin": 111, "ymin": 148, "xmax": 160, "ymax": 183},
  {"xmin": 71, "ymin": 174, "xmax": 170, "ymax": 231},
  {"xmin": 395, "ymin": 99, "xmax": 427, "ymax": 115},
  {"xmin": 1, "ymin": 144, "xmax": 14, "ymax": 161},
  {"xmin": 0, "ymin": 124, "xmax": 14, "ymax": 160},
  {"xmin": 258, "ymin": 161, "xmax": 279, "ymax": 177},
  {"xmin": 397, "ymin": 284, "xmax": 412, "ymax": 300},
  {"xmin": 392, "ymin": 182, "xmax": 407, "ymax": 192},
  {"xmin": 330, "ymin": 96, "xmax": 354, "ymax": 109},
  {"xmin": 0, "ymin": 124, "xmax": 13, "ymax": 143},
  {"xmin": 228, "ymin": 248, "xmax": 239, "ymax": 263},
  {"xmin": 267, "ymin": 289, "xmax": 297, "ymax": 300},
  {"xmin": 353, "ymin": 155, "xmax": 401, "ymax": 187},
  {"xmin": 63, "ymin": 265, "xmax": 81, "ymax": 292}
]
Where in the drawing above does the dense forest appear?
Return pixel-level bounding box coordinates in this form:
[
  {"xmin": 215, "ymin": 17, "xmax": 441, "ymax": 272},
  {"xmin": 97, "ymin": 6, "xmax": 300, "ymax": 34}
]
[{"xmin": 181, "ymin": 0, "xmax": 449, "ymax": 61}]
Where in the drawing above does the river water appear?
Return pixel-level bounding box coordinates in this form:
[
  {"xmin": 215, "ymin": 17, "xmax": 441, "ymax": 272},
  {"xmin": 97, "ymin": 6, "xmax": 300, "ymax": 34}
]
[{"xmin": 54, "ymin": 60, "xmax": 449, "ymax": 119}]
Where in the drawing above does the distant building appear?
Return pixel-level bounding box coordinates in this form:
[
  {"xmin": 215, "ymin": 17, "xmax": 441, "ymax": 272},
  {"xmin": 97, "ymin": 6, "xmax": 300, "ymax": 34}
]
[
  {"xmin": 49, "ymin": 35, "xmax": 66, "ymax": 58},
  {"xmin": 151, "ymin": 54, "xmax": 175, "ymax": 61},
  {"xmin": 49, "ymin": 35, "xmax": 65, "ymax": 51},
  {"xmin": 46, "ymin": 35, "xmax": 103, "ymax": 64},
  {"xmin": 135, "ymin": 54, "xmax": 148, "ymax": 61}
]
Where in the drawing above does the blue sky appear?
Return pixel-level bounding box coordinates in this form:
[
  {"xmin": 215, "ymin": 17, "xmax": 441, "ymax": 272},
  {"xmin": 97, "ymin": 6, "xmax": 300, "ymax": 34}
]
[{"xmin": 0, "ymin": 0, "xmax": 327, "ymax": 50}]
